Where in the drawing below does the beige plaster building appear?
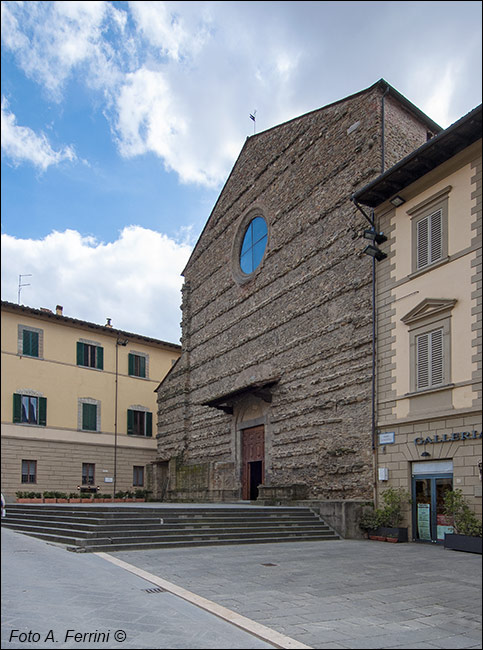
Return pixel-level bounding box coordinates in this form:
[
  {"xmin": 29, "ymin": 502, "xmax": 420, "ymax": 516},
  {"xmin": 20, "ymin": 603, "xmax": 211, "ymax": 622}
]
[
  {"xmin": 1, "ymin": 301, "xmax": 180, "ymax": 499},
  {"xmin": 353, "ymin": 104, "xmax": 482, "ymax": 542}
]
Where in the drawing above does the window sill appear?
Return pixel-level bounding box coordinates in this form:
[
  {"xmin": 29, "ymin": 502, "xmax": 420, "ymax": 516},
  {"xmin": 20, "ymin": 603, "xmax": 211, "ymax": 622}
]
[
  {"xmin": 408, "ymin": 256, "xmax": 449, "ymax": 280},
  {"xmin": 404, "ymin": 383, "xmax": 454, "ymax": 398}
]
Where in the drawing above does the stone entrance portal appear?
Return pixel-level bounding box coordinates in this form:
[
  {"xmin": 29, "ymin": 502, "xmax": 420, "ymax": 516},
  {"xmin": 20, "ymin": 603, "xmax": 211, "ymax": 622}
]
[{"xmin": 241, "ymin": 425, "xmax": 265, "ymax": 500}]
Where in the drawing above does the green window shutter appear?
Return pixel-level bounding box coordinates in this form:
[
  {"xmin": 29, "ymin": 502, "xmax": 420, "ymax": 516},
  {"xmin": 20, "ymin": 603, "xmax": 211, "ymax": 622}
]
[
  {"xmin": 82, "ymin": 403, "xmax": 97, "ymax": 431},
  {"xmin": 128, "ymin": 353, "xmax": 134, "ymax": 376},
  {"xmin": 23, "ymin": 330, "xmax": 39, "ymax": 357},
  {"xmin": 38, "ymin": 397, "xmax": 47, "ymax": 426},
  {"xmin": 77, "ymin": 342, "xmax": 84, "ymax": 366},
  {"xmin": 127, "ymin": 409, "xmax": 134, "ymax": 436},
  {"xmin": 146, "ymin": 412, "xmax": 153, "ymax": 437},
  {"xmin": 96, "ymin": 346, "xmax": 104, "ymax": 370},
  {"xmin": 140, "ymin": 355, "xmax": 146, "ymax": 378},
  {"xmin": 13, "ymin": 393, "xmax": 22, "ymax": 423}
]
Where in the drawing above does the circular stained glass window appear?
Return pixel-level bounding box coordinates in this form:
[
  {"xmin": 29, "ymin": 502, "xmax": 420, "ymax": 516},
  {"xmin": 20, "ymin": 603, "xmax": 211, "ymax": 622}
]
[{"xmin": 239, "ymin": 216, "xmax": 268, "ymax": 274}]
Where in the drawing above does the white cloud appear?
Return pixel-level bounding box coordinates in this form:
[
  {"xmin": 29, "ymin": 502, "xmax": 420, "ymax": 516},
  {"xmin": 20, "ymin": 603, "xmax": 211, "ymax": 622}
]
[
  {"xmin": 1, "ymin": 0, "xmax": 481, "ymax": 185},
  {"xmin": 1, "ymin": 98, "xmax": 76, "ymax": 170},
  {"xmin": 1, "ymin": 227, "xmax": 192, "ymax": 343}
]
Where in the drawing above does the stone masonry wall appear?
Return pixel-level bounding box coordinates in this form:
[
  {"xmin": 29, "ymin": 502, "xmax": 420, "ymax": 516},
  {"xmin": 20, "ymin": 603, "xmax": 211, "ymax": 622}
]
[{"xmin": 156, "ymin": 83, "xmax": 434, "ymax": 501}]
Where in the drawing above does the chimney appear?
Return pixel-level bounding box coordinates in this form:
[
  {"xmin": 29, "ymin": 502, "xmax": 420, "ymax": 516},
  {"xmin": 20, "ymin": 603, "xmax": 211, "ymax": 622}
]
[
  {"xmin": 56, "ymin": 305, "xmax": 63, "ymax": 316},
  {"xmin": 105, "ymin": 318, "xmax": 113, "ymax": 328}
]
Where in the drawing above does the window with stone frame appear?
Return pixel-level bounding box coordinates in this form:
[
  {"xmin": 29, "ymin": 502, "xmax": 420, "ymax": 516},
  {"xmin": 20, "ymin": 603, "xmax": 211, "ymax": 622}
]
[
  {"xmin": 401, "ymin": 298, "xmax": 456, "ymax": 394},
  {"xmin": 18, "ymin": 325, "xmax": 43, "ymax": 358},
  {"xmin": 78, "ymin": 398, "xmax": 101, "ymax": 432},
  {"xmin": 409, "ymin": 187, "xmax": 450, "ymax": 275}
]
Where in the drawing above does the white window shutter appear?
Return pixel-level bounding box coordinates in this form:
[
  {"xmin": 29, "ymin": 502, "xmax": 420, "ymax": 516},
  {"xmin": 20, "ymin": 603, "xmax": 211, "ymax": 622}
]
[
  {"xmin": 417, "ymin": 217, "xmax": 429, "ymax": 269},
  {"xmin": 417, "ymin": 333, "xmax": 430, "ymax": 389},
  {"xmin": 430, "ymin": 329, "xmax": 444, "ymax": 386},
  {"xmin": 429, "ymin": 210, "xmax": 442, "ymax": 264}
]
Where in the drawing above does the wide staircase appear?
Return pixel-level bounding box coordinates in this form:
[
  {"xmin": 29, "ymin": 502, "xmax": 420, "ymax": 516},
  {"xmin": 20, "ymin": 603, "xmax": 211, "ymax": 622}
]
[{"xmin": 2, "ymin": 504, "xmax": 340, "ymax": 552}]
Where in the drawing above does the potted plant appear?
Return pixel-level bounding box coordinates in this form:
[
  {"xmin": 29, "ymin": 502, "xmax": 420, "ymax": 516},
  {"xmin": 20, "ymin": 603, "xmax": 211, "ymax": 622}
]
[
  {"xmin": 114, "ymin": 491, "xmax": 126, "ymax": 502},
  {"xmin": 134, "ymin": 489, "xmax": 146, "ymax": 502},
  {"xmin": 55, "ymin": 492, "xmax": 69, "ymax": 503},
  {"xmin": 43, "ymin": 491, "xmax": 57, "ymax": 503},
  {"xmin": 68, "ymin": 492, "xmax": 81, "ymax": 503},
  {"xmin": 359, "ymin": 487, "xmax": 410, "ymax": 542},
  {"xmin": 16, "ymin": 491, "xmax": 43, "ymax": 503},
  {"xmin": 443, "ymin": 489, "xmax": 482, "ymax": 554}
]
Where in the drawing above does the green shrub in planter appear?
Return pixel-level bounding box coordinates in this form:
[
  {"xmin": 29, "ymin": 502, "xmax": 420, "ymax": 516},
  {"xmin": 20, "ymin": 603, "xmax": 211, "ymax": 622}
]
[{"xmin": 443, "ymin": 489, "xmax": 482, "ymax": 537}]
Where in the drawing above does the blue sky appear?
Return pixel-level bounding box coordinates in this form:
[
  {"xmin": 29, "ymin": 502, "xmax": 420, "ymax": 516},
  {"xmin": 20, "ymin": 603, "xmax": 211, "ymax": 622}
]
[{"xmin": 1, "ymin": 1, "xmax": 482, "ymax": 343}]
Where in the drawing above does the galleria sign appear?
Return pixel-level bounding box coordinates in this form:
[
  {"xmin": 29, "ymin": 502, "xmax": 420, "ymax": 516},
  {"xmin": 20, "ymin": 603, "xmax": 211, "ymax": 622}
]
[{"xmin": 414, "ymin": 430, "xmax": 482, "ymax": 445}]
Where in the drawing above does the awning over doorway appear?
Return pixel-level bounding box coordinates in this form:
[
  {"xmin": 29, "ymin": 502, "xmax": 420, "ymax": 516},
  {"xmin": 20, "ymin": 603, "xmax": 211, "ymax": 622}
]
[{"xmin": 201, "ymin": 378, "xmax": 279, "ymax": 414}]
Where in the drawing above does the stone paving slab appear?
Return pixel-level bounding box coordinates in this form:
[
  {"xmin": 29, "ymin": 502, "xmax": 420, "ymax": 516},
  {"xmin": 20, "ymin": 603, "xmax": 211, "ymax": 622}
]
[
  {"xmin": 2, "ymin": 525, "xmax": 482, "ymax": 649},
  {"xmin": 109, "ymin": 538, "xmax": 482, "ymax": 649},
  {"xmin": 1, "ymin": 528, "xmax": 278, "ymax": 649}
]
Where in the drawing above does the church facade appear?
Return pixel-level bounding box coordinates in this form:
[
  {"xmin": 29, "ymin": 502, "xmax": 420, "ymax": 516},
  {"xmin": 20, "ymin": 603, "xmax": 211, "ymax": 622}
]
[{"xmin": 153, "ymin": 80, "xmax": 441, "ymax": 508}]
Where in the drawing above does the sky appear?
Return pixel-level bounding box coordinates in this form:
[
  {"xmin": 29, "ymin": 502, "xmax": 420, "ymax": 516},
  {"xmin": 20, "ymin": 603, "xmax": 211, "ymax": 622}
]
[{"xmin": 1, "ymin": 1, "xmax": 482, "ymax": 344}]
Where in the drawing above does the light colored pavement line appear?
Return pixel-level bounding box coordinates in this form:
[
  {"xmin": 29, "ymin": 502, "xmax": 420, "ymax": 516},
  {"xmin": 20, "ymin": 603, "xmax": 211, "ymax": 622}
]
[{"xmin": 96, "ymin": 552, "xmax": 312, "ymax": 650}]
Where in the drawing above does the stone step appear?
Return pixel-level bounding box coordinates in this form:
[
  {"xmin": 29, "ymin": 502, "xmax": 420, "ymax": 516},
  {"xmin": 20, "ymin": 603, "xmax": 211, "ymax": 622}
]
[
  {"xmin": 2, "ymin": 504, "xmax": 340, "ymax": 551},
  {"xmin": 5, "ymin": 518, "xmax": 331, "ymax": 534},
  {"xmin": 4, "ymin": 521, "xmax": 334, "ymax": 540}
]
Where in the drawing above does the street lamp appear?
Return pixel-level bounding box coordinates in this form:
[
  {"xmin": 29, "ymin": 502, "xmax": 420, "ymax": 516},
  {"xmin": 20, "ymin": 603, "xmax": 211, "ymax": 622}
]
[{"xmin": 113, "ymin": 337, "xmax": 129, "ymax": 498}]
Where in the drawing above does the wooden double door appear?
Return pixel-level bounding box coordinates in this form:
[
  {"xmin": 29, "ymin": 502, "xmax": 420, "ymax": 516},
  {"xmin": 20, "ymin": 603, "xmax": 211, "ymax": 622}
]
[{"xmin": 241, "ymin": 425, "xmax": 265, "ymax": 501}]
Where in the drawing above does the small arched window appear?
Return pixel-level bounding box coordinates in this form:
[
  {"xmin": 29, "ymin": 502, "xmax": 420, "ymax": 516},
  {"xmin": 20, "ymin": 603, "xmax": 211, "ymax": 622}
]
[{"xmin": 239, "ymin": 216, "xmax": 268, "ymax": 274}]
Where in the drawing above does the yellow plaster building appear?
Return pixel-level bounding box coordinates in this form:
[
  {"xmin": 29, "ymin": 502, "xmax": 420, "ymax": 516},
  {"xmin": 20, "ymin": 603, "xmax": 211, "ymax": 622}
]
[
  {"xmin": 1, "ymin": 301, "xmax": 180, "ymax": 499},
  {"xmin": 353, "ymin": 105, "xmax": 482, "ymax": 543}
]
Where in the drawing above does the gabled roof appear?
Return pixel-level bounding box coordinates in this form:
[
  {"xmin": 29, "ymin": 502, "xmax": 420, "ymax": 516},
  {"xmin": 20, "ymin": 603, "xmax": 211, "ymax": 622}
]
[
  {"xmin": 1, "ymin": 300, "xmax": 181, "ymax": 351},
  {"xmin": 353, "ymin": 104, "xmax": 482, "ymax": 208},
  {"xmin": 183, "ymin": 79, "xmax": 442, "ymax": 276}
]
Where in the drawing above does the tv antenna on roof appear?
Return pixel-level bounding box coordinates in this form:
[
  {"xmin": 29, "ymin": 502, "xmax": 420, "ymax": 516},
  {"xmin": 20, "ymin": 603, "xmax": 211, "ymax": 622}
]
[
  {"xmin": 18, "ymin": 274, "xmax": 32, "ymax": 304},
  {"xmin": 249, "ymin": 110, "xmax": 257, "ymax": 135}
]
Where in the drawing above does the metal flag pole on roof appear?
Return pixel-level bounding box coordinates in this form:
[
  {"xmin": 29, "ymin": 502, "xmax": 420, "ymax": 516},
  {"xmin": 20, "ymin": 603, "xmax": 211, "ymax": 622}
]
[{"xmin": 250, "ymin": 110, "xmax": 257, "ymax": 134}]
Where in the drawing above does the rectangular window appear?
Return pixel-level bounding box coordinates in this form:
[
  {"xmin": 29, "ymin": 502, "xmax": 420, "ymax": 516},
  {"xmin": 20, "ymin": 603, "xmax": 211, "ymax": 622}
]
[
  {"xmin": 77, "ymin": 342, "xmax": 103, "ymax": 369},
  {"xmin": 82, "ymin": 463, "xmax": 95, "ymax": 485},
  {"xmin": 21, "ymin": 459, "xmax": 37, "ymax": 484},
  {"xmin": 133, "ymin": 466, "xmax": 144, "ymax": 487},
  {"xmin": 127, "ymin": 409, "xmax": 153, "ymax": 437},
  {"xmin": 13, "ymin": 394, "xmax": 47, "ymax": 426},
  {"xmin": 416, "ymin": 328, "xmax": 444, "ymax": 390},
  {"xmin": 128, "ymin": 353, "xmax": 146, "ymax": 378},
  {"xmin": 416, "ymin": 209, "xmax": 443, "ymax": 270},
  {"xmin": 22, "ymin": 329, "xmax": 39, "ymax": 357},
  {"xmin": 82, "ymin": 403, "xmax": 97, "ymax": 431}
]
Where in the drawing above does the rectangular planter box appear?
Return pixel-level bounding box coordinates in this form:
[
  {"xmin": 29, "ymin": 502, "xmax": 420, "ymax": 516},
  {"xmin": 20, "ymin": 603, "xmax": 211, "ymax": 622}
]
[
  {"xmin": 369, "ymin": 527, "xmax": 408, "ymax": 543},
  {"xmin": 69, "ymin": 499, "xmax": 81, "ymax": 503},
  {"xmin": 43, "ymin": 498, "xmax": 57, "ymax": 503},
  {"xmin": 16, "ymin": 498, "xmax": 43, "ymax": 503},
  {"xmin": 444, "ymin": 533, "xmax": 482, "ymax": 554}
]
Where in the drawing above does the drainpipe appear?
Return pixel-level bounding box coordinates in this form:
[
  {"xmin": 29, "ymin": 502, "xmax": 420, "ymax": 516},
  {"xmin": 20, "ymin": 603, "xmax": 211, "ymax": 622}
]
[{"xmin": 370, "ymin": 216, "xmax": 377, "ymax": 509}]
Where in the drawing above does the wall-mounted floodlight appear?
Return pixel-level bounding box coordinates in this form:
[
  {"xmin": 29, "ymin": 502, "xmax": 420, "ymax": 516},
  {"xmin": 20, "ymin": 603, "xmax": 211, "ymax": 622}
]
[
  {"xmin": 363, "ymin": 229, "xmax": 387, "ymax": 245},
  {"xmin": 363, "ymin": 244, "xmax": 387, "ymax": 261},
  {"xmin": 390, "ymin": 195, "xmax": 406, "ymax": 207}
]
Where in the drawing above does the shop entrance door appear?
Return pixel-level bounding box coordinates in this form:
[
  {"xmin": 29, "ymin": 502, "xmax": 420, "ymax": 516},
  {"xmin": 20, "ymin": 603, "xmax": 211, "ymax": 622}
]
[{"xmin": 412, "ymin": 474, "xmax": 453, "ymax": 543}]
